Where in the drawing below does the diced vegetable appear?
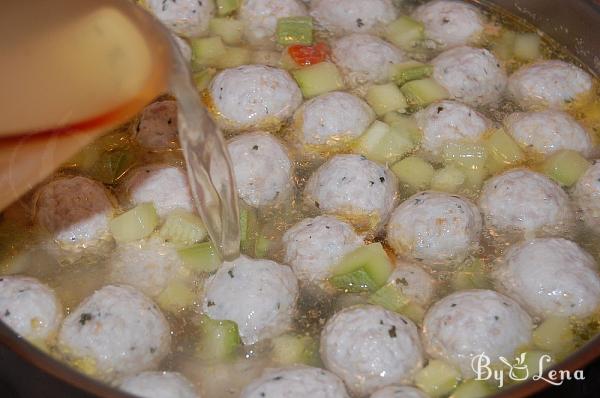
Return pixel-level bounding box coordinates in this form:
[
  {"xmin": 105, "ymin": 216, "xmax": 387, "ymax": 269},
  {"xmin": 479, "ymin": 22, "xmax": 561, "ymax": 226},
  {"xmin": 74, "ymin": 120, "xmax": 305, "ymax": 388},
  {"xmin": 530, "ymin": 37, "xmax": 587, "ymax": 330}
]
[
  {"xmin": 254, "ymin": 235, "xmax": 274, "ymax": 258},
  {"xmin": 365, "ymin": 83, "xmax": 408, "ymax": 116},
  {"xmin": 542, "ymin": 149, "xmax": 591, "ymax": 187},
  {"xmin": 484, "ymin": 129, "xmax": 524, "ymax": 173},
  {"xmin": 442, "ymin": 142, "xmax": 488, "ymax": 171},
  {"xmin": 109, "ymin": 203, "xmax": 159, "ymax": 243},
  {"xmin": 157, "ymin": 280, "xmax": 196, "ymax": 313},
  {"xmin": 493, "ymin": 30, "xmax": 517, "ymax": 60},
  {"xmin": 216, "ymin": 0, "xmax": 240, "ymax": 16},
  {"xmin": 159, "ymin": 209, "xmax": 208, "ymax": 245},
  {"xmin": 193, "ymin": 68, "xmax": 217, "ymax": 92},
  {"xmin": 292, "ymin": 61, "xmax": 344, "ymax": 98},
  {"xmin": 450, "ymin": 259, "xmax": 491, "ymax": 291},
  {"xmin": 209, "ymin": 18, "xmax": 244, "ymax": 45},
  {"xmin": 368, "ymin": 283, "xmax": 410, "ymax": 312},
  {"xmin": 391, "ymin": 156, "xmax": 435, "ymax": 191},
  {"xmin": 239, "ymin": 205, "xmax": 258, "ymax": 253},
  {"xmin": 513, "ymin": 33, "xmax": 541, "ymax": 61},
  {"xmin": 450, "ymin": 380, "xmax": 496, "ymax": 398},
  {"xmin": 276, "ymin": 17, "xmax": 313, "ymax": 46},
  {"xmin": 533, "ymin": 316, "xmax": 575, "ymax": 355},
  {"xmin": 288, "ymin": 42, "xmax": 330, "ymax": 66},
  {"xmin": 196, "ymin": 315, "xmax": 242, "ymax": 362},
  {"xmin": 510, "ymin": 351, "xmax": 553, "ymax": 381},
  {"xmin": 190, "ymin": 36, "xmax": 227, "ymax": 69},
  {"xmin": 215, "ymin": 46, "xmax": 251, "ymax": 69},
  {"xmin": 391, "ymin": 62, "xmax": 434, "ymax": 86},
  {"xmin": 88, "ymin": 149, "xmax": 135, "ymax": 184},
  {"xmin": 401, "ymin": 78, "xmax": 449, "ymax": 108},
  {"xmin": 331, "ymin": 243, "xmax": 394, "ymax": 288},
  {"xmin": 330, "ymin": 268, "xmax": 379, "ymax": 293},
  {"xmin": 384, "ymin": 16, "xmax": 425, "ymax": 50},
  {"xmin": 355, "ymin": 121, "xmax": 414, "ymax": 164},
  {"xmin": 271, "ymin": 334, "xmax": 319, "ymax": 366},
  {"xmin": 415, "ymin": 360, "xmax": 462, "ymax": 398},
  {"xmin": 178, "ymin": 242, "xmax": 222, "ymax": 274},
  {"xmin": 431, "ymin": 166, "xmax": 466, "ymax": 193},
  {"xmin": 400, "ymin": 302, "xmax": 426, "ymax": 324},
  {"xmin": 383, "ymin": 112, "xmax": 422, "ymax": 144}
]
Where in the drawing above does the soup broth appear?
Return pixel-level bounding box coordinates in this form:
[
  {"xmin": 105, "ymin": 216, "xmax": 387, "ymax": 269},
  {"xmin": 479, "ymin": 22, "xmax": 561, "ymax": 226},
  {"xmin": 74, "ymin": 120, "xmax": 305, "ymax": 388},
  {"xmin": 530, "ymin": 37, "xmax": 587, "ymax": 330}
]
[{"xmin": 1, "ymin": 0, "xmax": 600, "ymax": 397}]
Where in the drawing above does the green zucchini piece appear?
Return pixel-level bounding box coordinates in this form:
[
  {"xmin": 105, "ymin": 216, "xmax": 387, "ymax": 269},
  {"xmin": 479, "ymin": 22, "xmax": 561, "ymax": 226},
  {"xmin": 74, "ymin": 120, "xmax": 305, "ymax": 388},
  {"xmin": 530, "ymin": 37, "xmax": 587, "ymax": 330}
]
[
  {"xmin": 209, "ymin": 18, "xmax": 244, "ymax": 45},
  {"xmin": 383, "ymin": 112, "xmax": 422, "ymax": 144},
  {"xmin": 109, "ymin": 203, "xmax": 159, "ymax": 243},
  {"xmin": 254, "ymin": 235, "xmax": 274, "ymax": 259},
  {"xmin": 450, "ymin": 259, "xmax": 491, "ymax": 291},
  {"xmin": 239, "ymin": 205, "xmax": 258, "ymax": 253},
  {"xmin": 190, "ymin": 36, "xmax": 227, "ymax": 69},
  {"xmin": 156, "ymin": 280, "xmax": 196, "ymax": 314},
  {"xmin": 271, "ymin": 334, "xmax": 319, "ymax": 366},
  {"xmin": 401, "ymin": 78, "xmax": 449, "ymax": 108},
  {"xmin": 276, "ymin": 17, "xmax": 313, "ymax": 46},
  {"xmin": 400, "ymin": 302, "xmax": 426, "ymax": 324},
  {"xmin": 291, "ymin": 62, "xmax": 345, "ymax": 98},
  {"xmin": 533, "ymin": 316, "xmax": 575, "ymax": 355},
  {"xmin": 215, "ymin": 46, "xmax": 251, "ymax": 69},
  {"xmin": 513, "ymin": 33, "xmax": 541, "ymax": 61},
  {"xmin": 384, "ymin": 16, "xmax": 425, "ymax": 50},
  {"xmin": 368, "ymin": 283, "xmax": 410, "ymax": 312},
  {"xmin": 331, "ymin": 243, "xmax": 393, "ymax": 288},
  {"xmin": 542, "ymin": 149, "xmax": 591, "ymax": 187},
  {"xmin": 391, "ymin": 156, "xmax": 434, "ymax": 191},
  {"xmin": 330, "ymin": 268, "xmax": 378, "ymax": 293},
  {"xmin": 159, "ymin": 209, "xmax": 208, "ymax": 245},
  {"xmin": 88, "ymin": 149, "xmax": 136, "ymax": 184},
  {"xmin": 431, "ymin": 166, "xmax": 466, "ymax": 193},
  {"xmin": 366, "ymin": 83, "xmax": 408, "ymax": 116},
  {"xmin": 178, "ymin": 242, "xmax": 222, "ymax": 273},
  {"xmin": 442, "ymin": 142, "xmax": 488, "ymax": 171},
  {"xmin": 450, "ymin": 380, "xmax": 496, "ymax": 398},
  {"xmin": 391, "ymin": 62, "xmax": 434, "ymax": 86},
  {"xmin": 216, "ymin": 0, "xmax": 240, "ymax": 16},
  {"xmin": 415, "ymin": 360, "xmax": 462, "ymax": 398},
  {"xmin": 355, "ymin": 120, "xmax": 414, "ymax": 164},
  {"xmin": 493, "ymin": 30, "xmax": 517, "ymax": 60},
  {"xmin": 484, "ymin": 128, "xmax": 524, "ymax": 173},
  {"xmin": 196, "ymin": 315, "xmax": 242, "ymax": 362}
]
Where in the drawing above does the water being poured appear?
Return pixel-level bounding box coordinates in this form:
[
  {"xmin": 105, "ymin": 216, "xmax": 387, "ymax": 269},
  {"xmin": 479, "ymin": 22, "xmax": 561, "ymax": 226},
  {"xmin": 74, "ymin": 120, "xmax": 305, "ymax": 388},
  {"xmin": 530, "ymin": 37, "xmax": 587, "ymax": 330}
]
[
  {"xmin": 168, "ymin": 38, "xmax": 241, "ymax": 260},
  {"xmin": 0, "ymin": 0, "xmax": 240, "ymax": 259}
]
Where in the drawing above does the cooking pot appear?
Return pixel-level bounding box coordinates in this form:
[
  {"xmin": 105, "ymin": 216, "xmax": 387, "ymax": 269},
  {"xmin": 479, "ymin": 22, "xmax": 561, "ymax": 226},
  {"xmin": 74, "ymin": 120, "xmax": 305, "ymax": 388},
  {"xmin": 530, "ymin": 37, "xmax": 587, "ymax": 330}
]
[{"xmin": 1, "ymin": 1, "xmax": 599, "ymax": 397}]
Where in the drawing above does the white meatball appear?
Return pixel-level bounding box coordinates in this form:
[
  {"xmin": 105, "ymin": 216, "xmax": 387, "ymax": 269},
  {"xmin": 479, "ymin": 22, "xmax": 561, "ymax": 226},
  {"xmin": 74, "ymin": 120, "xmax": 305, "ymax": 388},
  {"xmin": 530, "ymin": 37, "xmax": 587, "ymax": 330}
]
[
  {"xmin": 387, "ymin": 261, "xmax": 436, "ymax": 307},
  {"xmin": 239, "ymin": 0, "xmax": 308, "ymax": 45},
  {"xmin": 493, "ymin": 238, "xmax": 600, "ymax": 319},
  {"xmin": 413, "ymin": 0, "xmax": 484, "ymax": 49},
  {"xmin": 202, "ymin": 256, "xmax": 299, "ymax": 345},
  {"xmin": 293, "ymin": 91, "xmax": 375, "ymax": 148},
  {"xmin": 386, "ymin": 192, "xmax": 482, "ymax": 267},
  {"xmin": 432, "ymin": 46, "xmax": 507, "ymax": 106},
  {"xmin": 320, "ymin": 305, "xmax": 424, "ymax": 397},
  {"xmin": 123, "ymin": 165, "xmax": 194, "ymax": 218},
  {"xmin": 304, "ymin": 155, "xmax": 398, "ymax": 231},
  {"xmin": 508, "ymin": 60, "xmax": 593, "ymax": 109},
  {"xmin": 331, "ymin": 34, "xmax": 407, "ymax": 87},
  {"xmin": 241, "ymin": 366, "xmax": 350, "ymax": 398},
  {"xmin": 134, "ymin": 100, "xmax": 179, "ymax": 151},
  {"xmin": 370, "ymin": 385, "xmax": 429, "ymax": 398},
  {"xmin": 33, "ymin": 176, "xmax": 114, "ymax": 247},
  {"xmin": 478, "ymin": 169, "xmax": 575, "ymax": 236},
  {"xmin": 147, "ymin": 0, "xmax": 215, "ymax": 37},
  {"xmin": 504, "ymin": 110, "xmax": 592, "ymax": 157},
  {"xmin": 0, "ymin": 276, "xmax": 62, "ymax": 341},
  {"xmin": 310, "ymin": 0, "xmax": 397, "ymax": 35},
  {"xmin": 227, "ymin": 132, "xmax": 293, "ymax": 207},
  {"xmin": 209, "ymin": 65, "xmax": 303, "ymax": 131},
  {"xmin": 120, "ymin": 371, "xmax": 198, "ymax": 398},
  {"xmin": 414, "ymin": 100, "xmax": 490, "ymax": 159},
  {"xmin": 422, "ymin": 289, "xmax": 533, "ymax": 377},
  {"xmin": 573, "ymin": 161, "xmax": 600, "ymax": 233},
  {"xmin": 109, "ymin": 236, "xmax": 185, "ymax": 298},
  {"xmin": 58, "ymin": 285, "xmax": 170, "ymax": 380},
  {"xmin": 282, "ymin": 216, "xmax": 364, "ymax": 285}
]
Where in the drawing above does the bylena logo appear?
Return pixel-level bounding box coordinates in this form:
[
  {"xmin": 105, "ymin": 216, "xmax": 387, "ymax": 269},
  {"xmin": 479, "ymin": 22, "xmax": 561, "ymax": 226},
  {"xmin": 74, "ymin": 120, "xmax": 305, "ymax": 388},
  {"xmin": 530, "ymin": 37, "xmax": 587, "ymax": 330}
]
[{"xmin": 471, "ymin": 352, "xmax": 585, "ymax": 388}]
